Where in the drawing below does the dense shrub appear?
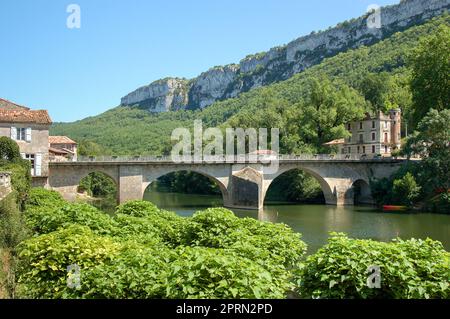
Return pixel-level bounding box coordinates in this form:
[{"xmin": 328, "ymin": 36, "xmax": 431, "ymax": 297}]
[
  {"xmin": 186, "ymin": 208, "xmax": 307, "ymax": 268},
  {"xmin": 165, "ymin": 246, "xmax": 288, "ymax": 299},
  {"xmin": 0, "ymin": 137, "xmax": 22, "ymax": 163},
  {"xmin": 25, "ymin": 202, "xmax": 118, "ymax": 236},
  {"xmin": 17, "ymin": 225, "xmax": 121, "ymax": 298},
  {"xmin": 296, "ymin": 233, "xmax": 450, "ymax": 299},
  {"xmin": 0, "ymin": 192, "xmax": 29, "ymax": 249},
  {"xmin": 25, "ymin": 188, "xmax": 66, "ymax": 209},
  {"xmin": 75, "ymin": 244, "xmax": 171, "ymax": 299},
  {"xmin": 115, "ymin": 200, "xmax": 159, "ymax": 217}
]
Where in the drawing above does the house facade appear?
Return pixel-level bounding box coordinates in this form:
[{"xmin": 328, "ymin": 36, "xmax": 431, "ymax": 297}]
[
  {"xmin": 49, "ymin": 136, "xmax": 78, "ymax": 162},
  {"xmin": 325, "ymin": 109, "xmax": 402, "ymax": 157},
  {"xmin": 0, "ymin": 98, "xmax": 52, "ymax": 186}
]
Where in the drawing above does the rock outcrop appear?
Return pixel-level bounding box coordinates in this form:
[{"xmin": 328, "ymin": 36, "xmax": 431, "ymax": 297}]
[{"xmin": 121, "ymin": 0, "xmax": 449, "ymax": 112}]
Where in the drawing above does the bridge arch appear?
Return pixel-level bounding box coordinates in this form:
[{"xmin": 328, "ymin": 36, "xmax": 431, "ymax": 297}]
[
  {"xmin": 347, "ymin": 179, "xmax": 374, "ymax": 205},
  {"xmin": 142, "ymin": 168, "xmax": 230, "ymax": 205},
  {"xmin": 262, "ymin": 165, "xmax": 335, "ymax": 207},
  {"xmin": 48, "ymin": 164, "xmax": 120, "ymax": 203}
]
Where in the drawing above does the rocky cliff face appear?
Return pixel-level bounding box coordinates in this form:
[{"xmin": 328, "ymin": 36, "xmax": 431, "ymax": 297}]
[{"xmin": 121, "ymin": 0, "xmax": 449, "ymax": 112}]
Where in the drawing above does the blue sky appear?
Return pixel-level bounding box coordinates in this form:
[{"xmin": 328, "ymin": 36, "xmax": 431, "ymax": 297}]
[{"xmin": 0, "ymin": 0, "xmax": 398, "ymax": 122}]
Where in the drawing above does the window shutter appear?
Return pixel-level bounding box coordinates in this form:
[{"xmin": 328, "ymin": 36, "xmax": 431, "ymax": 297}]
[
  {"xmin": 35, "ymin": 153, "xmax": 42, "ymax": 176},
  {"xmin": 20, "ymin": 153, "xmax": 26, "ymax": 159},
  {"xmin": 10, "ymin": 127, "xmax": 17, "ymax": 140},
  {"xmin": 26, "ymin": 128, "xmax": 32, "ymax": 142}
]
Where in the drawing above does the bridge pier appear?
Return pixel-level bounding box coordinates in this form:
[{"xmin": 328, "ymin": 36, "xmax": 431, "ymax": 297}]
[{"xmin": 118, "ymin": 166, "xmax": 144, "ymax": 203}]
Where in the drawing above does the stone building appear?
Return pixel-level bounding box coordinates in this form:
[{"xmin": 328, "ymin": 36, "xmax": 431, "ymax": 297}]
[
  {"xmin": 0, "ymin": 98, "xmax": 52, "ymax": 186},
  {"xmin": 49, "ymin": 136, "xmax": 77, "ymax": 162},
  {"xmin": 325, "ymin": 109, "xmax": 402, "ymax": 157}
]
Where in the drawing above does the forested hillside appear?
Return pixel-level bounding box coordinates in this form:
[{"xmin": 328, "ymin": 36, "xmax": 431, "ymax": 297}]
[{"xmin": 51, "ymin": 14, "xmax": 449, "ymax": 156}]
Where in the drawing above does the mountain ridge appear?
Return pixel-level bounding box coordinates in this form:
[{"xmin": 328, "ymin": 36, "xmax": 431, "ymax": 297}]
[{"xmin": 120, "ymin": 0, "xmax": 449, "ymax": 112}]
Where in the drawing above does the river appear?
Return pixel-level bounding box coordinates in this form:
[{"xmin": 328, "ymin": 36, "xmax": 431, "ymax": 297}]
[{"xmin": 143, "ymin": 190, "xmax": 450, "ymax": 254}]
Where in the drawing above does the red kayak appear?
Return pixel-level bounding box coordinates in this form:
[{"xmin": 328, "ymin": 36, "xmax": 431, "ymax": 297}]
[{"xmin": 383, "ymin": 205, "xmax": 408, "ymax": 212}]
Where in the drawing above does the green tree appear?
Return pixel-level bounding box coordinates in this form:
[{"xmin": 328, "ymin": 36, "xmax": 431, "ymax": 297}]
[
  {"xmin": 299, "ymin": 75, "xmax": 367, "ymax": 151},
  {"xmin": 403, "ymin": 109, "xmax": 450, "ymax": 194},
  {"xmin": 409, "ymin": 25, "xmax": 450, "ymax": 128},
  {"xmin": 358, "ymin": 72, "xmax": 392, "ymax": 112},
  {"xmin": 0, "ymin": 137, "xmax": 21, "ymax": 163},
  {"xmin": 393, "ymin": 173, "xmax": 421, "ymax": 207},
  {"xmin": 77, "ymin": 140, "xmax": 111, "ymax": 156}
]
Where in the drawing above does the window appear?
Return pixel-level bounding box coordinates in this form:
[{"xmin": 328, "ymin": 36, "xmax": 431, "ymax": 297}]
[
  {"xmin": 385, "ymin": 121, "xmax": 388, "ymax": 129},
  {"xmin": 385, "ymin": 146, "xmax": 388, "ymax": 153},
  {"xmin": 21, "ymin": 153, "xmax": 41, "ymax": 176},
  {"xmin": 363, "ymin": 146, "xmax": 366, "ymax": 154},
  {"xmin": 357, "ymin": 146, "xmax": 360, "ymax": 154},
  {"xmin": 372, "ymin": 132, "xmax": 376, "ymax": 141},
  {"xmin": 23, "ymin": 154, "xmax": 35, "ymax": 175},
  {"xmin": 384, "ymin": 133, "xmax": 388, "ymax": 143},
  {"xmin": 348, "ymin": 147, "xmax": 351, "ymax": 154},
  {"xmin": 359, "ymin": 122, "xmax": 363, "ymax": 130},
  {"xmin": 11, "ymin": 127, "xmax": 31, "ymax": 141},
  {"xmin": 359, "ymin": 134, "xmax": 363, "ymax": 143},
  {"xmin": 16, "ymin": 128, "xmax": 26, "ymax": 141},
  {"xmin": 347, "ymin": 123, "xmax": 351, "ymax": 131},
  {"xmin": 372, "ymin": 121, "xmax": 375, "ymax": 129},
  {"xmin": 348, "ymin": 136, "xmax": 352, "ymax": 143},
  {"xmin": 372, "ymin": 145, "xmax": 376, "ymax": 154}
]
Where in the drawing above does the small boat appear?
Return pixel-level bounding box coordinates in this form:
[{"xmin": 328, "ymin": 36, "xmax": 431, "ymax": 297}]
[{"xmin": 383, "ymin": 205, "xmax": 408, "ymax": 212}]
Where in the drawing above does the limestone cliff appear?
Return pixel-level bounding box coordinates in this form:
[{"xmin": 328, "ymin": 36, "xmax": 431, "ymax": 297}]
[{"xmin": 121, "ymin": 0, "xmax": 449, "ymax": 112}]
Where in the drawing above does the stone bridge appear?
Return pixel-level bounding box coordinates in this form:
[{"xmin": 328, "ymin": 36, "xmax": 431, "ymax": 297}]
[{"xmin": 48, "ymin": 155, "xmax": 405, "ymax": 210}]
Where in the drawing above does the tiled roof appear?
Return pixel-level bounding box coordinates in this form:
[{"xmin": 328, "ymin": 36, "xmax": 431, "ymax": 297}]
[
  {"xmin": 49, "ymin": 147, "xmax": 69, "ymax": 155},
  {"xmin": 49, "ymin": 136, "xmax": 77, "ymax": 144},
  {"xmin": 0, "ymin": 98, "xmax": 52, "ymax": 124},
  {"xmin": 323, "ymin": 139, "xmax": 345, "ymax": 146},
  {"xmin": 0, "ymin": 98, "xmax": 29, "ymax": 110}
]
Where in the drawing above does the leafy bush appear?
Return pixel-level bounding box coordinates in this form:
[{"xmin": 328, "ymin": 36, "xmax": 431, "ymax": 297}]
[
  {"xmin": 17, "ymin": 225, "xmax": 121, "ymax": 298},
  {"xmin": 25, "ymin": 194, "xmax": 118, "ymax": 236},
  {"xmin": 296, "ymin": 233, "xmax": 450, "ymax": 299},
  {"xmin": 393, "ymin": 173, "xmax": 421, "ymax": 207},
  {"xmin": 115, "ymin": 200, "xmax": 159, "ymax": 218},
  {"xmin": 0, "ymin": 137, "xmax": 22, "ymax": 163},
  {"xmin": 0, "ymin": 192, "xmax": 29, "ymax": 249},
  {"xmin": 185, "ymin": 208, "xmax": 307, "ymax": 269},
  {"xmin": 165, "ymin": 246, "xmax": 288, "ymax": 299},
  {"xmin": 25, "ymin": 188, "xmax": 66, "ymax": 209},
  {"xmin": 74, "ymin": 244, "xmax": 171, "ymax": 299},
  {"xmin": 185, "ymin": 208, "xmax": 242, "ymax": 247}
]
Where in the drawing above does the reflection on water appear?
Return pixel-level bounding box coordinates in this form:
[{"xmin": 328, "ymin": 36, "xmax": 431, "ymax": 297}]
[{"xmin": 144, "ymin": 191, "xmax": 450, "ymax": 254}]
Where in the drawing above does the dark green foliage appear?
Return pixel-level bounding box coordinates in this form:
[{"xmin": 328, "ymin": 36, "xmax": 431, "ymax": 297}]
[
  {"xmin": 410, "ymin": 24, "xmax": 450, "ymax": 128},
  {"xmin": 0, "ymin": 137, "xmax": 22, "ymax": 163},
  {"xmin": 77, "ymin": 140, "xmax": 111, "ymax": 156},
  {"xmin": 296, "ymin": 233, "xmax": 450, "ymax": 299},
  {"xmin": 392, "ymin": 173, "xmax": 421, "ymax": 207},
  {"xmin": 155, "ymin": 171, "xmax": 221, "ymax": 195},
  {"xmin": 0, "ymin": 192, "xmax": 29, "ymax": 249},
  {"xmin": 265, "ymin": 170, "xmax": 324, "ymax": 203},
  {"xmin": 78, "ymin": 172, "xmax": 117, "ymax": 198}
]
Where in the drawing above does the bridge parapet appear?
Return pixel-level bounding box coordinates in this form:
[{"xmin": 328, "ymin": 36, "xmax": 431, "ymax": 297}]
[{"xmin": 69, "ymin": 154, "xmax": 404, "ymax": 164}]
